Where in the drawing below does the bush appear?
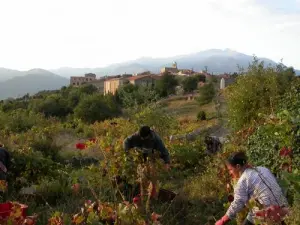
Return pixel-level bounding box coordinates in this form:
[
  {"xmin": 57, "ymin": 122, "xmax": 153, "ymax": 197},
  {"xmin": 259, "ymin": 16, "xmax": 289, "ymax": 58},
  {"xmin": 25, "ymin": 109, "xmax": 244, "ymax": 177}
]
[
  {"xmin": 225, "ymin": 58, "xmax": 295, "ymax": 130},
  {"xmin": 197, "ymin": 111, "xmax": 206, "ymax": 121},
  {"xmin": 197, "ymin": 82, "xmax": 215, "ymax": 106},
  {"xmin": 0, "ymin": 109, "xmax": 49, "ymax": 133},
  {"xmin": 74, "ymin": 94, "xmax": 121, "ymax": 124}
]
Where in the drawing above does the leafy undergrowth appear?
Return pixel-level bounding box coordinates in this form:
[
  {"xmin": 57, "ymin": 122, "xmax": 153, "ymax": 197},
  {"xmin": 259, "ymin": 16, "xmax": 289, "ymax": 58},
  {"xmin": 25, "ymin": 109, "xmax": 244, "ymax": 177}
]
[{"xmin": 0, "ymin": 107, "xmax": 227, "ymax": 225}]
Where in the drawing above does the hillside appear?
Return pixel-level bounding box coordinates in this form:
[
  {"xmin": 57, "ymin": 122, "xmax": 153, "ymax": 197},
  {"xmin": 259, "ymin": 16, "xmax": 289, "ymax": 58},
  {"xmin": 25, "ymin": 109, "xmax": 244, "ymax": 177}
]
[
  {"xmin": 0, "ymin": 67, "xmax": 23, "ymax": 82},
  {"xmin": 0, "ymin": 69, "xmax": 68, "ymax": 100}
]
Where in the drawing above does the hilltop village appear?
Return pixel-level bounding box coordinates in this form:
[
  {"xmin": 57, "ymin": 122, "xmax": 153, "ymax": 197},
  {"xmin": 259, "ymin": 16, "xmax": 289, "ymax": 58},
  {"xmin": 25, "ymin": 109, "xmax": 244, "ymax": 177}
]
[{"xmin": 70, "ymin": 62, "xmax": 235, "ymax": 95}]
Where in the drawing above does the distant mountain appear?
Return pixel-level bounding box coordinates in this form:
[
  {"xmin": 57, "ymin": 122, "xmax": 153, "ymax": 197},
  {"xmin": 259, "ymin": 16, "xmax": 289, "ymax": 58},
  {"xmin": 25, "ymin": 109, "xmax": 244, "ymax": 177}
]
[
  {"xmin": 0, "ymin": 68, "xmax": 23, "ymax": 82},
  {"xmin": 50, "ymin": 49, "xmax": 289, "ymax": 77},
  {"xmin": 0, "ymin": 69, "xmax": 68, "ymax": 100}
]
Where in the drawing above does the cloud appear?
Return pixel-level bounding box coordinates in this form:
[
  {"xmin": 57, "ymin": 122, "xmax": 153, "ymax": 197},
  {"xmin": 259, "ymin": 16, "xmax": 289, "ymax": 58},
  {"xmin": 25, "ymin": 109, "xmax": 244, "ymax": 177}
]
[{"xmin": 0, "ymin": 0, "xmax": 299, "ymax": 70}]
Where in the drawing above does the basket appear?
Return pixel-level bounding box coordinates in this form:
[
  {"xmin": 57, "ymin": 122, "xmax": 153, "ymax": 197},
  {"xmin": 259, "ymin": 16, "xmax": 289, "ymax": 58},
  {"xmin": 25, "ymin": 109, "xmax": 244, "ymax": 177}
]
[
  {"xmin": 0, "ymin": 202, "xmax": 28, "ymax": 219},
  {"xmin": 158, "ymin": 189, "xmax": 177, "ymax": 202}
]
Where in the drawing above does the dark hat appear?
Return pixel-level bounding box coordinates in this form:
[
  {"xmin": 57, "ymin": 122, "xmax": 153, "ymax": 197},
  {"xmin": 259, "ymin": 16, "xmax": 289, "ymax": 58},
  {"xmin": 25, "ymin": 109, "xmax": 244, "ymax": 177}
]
[{"xmin": 139, "ymin": 126, "xmax": 151, "ymax": 138}]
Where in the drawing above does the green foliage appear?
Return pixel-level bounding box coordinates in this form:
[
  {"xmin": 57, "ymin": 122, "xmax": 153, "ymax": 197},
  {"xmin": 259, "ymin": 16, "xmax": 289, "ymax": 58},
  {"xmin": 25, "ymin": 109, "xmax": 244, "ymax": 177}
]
[
  {"xmin": 195, "ymin": 74, "xmax": 206, "ymax": 82},
  {"xmin": 0, "ymin": 109, "xmax": 49, "ymax": 133},
  {"xmin": 0, "ymin": 99, "xmax": 29, "ymax": 113},
  {"xmin": 9, "ymin": 150, "xmax": 61, "ymax": 186},
  {"xmin": 225, "ymin": 58, "xmax": 295, "ymax": 130},
  {"xmin": 155, "ymin": 72, "xmax": 178, "ymax": 97},
  {"xmin": 197, "ymin": 82, "xmax": 215, "ymax": 105},
  {"xmin": 182, "ymin": 76, "xmax": 198, "ymax": 93},
  {"xmin": 74, "ymin": 94, "xmax": 121, "ymax": 124},
  {"xmin": 247, "ymin": 114, "xmax": 294, "ymax": 173},
  {"xmin": 30, "ymin": 135, "xmax": 61, "ymax": 161},
  {"xmin": 117, "ymin": 84, "xmax": 159, "ymax": 108},
  {"xmin": 31, "ymin": 94, "xmax": 72, "ymax": 118},
  {"xmin": 197, "ymin": 111, "xmax": 206, "ymax": 121},
  {"xmin": 79, "ymin": 84, "xmax": 98, "ymax": 95},
  {"xmin": 169, "ymin": 139, "xmax": 207, "ymax": 170},
  {"xmin": 131, "ymin": 105, "xmax": 179, "ymax": 137}
]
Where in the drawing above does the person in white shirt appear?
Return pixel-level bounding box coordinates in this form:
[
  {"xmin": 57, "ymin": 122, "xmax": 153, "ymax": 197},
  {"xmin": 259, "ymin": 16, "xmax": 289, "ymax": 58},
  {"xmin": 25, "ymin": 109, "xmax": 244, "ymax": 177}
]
[{"xmin": 215, "ymin": 151, "xmax": 289, "ymax": 225}]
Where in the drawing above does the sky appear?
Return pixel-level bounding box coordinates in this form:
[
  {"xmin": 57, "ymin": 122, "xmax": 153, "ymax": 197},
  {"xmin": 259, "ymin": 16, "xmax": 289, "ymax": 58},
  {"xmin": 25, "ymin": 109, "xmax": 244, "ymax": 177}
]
[{"xmin": 0, "ymin": 0, "xmax": 299, "ymax": 71}]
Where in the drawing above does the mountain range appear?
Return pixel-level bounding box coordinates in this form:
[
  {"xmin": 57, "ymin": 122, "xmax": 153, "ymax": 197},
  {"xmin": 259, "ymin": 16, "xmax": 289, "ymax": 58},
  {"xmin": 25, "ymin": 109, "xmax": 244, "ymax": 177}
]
[
  {"xmin": 0, "ymin": 49, "xmax": 299, "ymax": 100},
  {"xmin": 0, "ymin": 69, "xmax": 69, "ymax": 100},
  {"xmin": 50, "ymin": 49, "xmax": 300, "ymax": 77}
]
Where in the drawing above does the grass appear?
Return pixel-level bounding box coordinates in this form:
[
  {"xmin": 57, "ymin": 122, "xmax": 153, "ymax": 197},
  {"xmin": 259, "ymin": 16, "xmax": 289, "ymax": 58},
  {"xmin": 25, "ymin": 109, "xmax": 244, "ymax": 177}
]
[{"xmin": 160, "ymin": 97, "xmax": 217, "ymax": 121}]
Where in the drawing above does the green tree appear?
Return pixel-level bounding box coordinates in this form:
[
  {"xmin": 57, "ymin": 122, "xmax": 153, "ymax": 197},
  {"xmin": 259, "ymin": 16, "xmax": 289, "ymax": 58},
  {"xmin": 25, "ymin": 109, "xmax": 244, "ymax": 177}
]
[
  {"xmin": 225, "ymin": 58, "xmax": 294, "ymax": 130},
  {"xmin": 195, "ymin": 74, "xmax": 206, "ymax": 82},
  {"xmin": 118, "ymin": 84, "xmax": 159, "ymax": 108},
  {"xmin": 155, "ymin": 72, "xmax": 178, "ymax": 97},
  {"xmin": 182, "ymin": 76, "xmax": 198, "ymax": 93},
  {"xmin": 32, "ymin": 94, "xmax": 72, "ymax": 118},
  {"xmin": 197, "ymin": 82, "xmax": 216, "ymax": 105},
  {"xmin": 79, "ymin": 84, "xmax": 98, "ymax": 95},
  {"xmin": 74, "ymin": 94, "xmax": 120, "ymax": 123}
]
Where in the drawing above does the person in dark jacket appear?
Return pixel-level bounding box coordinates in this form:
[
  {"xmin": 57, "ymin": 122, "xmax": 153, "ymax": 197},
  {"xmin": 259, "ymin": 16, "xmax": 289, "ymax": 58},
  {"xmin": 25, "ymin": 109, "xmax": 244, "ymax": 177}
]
[
  {"xmin": 0, "ymin": 145, "xmax": 10, "ymax": 181},
  {"xmin": 0, "ymin": 145, "xmax": 10, "ymax": 202},
  {"xmin": 123, "ymin": 126, "xmax": 170, "ymax": 170}
]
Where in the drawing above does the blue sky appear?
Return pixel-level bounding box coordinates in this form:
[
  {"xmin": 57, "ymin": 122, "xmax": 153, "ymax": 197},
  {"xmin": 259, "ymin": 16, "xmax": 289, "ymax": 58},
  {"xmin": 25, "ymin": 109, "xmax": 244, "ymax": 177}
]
[
  {"xmin": 0, "ymin": 0, "xmax": 299, "ymax": 70},
  {"xmin": 258, "ymin": 0, "xmax": 300, "ymax": 14}
]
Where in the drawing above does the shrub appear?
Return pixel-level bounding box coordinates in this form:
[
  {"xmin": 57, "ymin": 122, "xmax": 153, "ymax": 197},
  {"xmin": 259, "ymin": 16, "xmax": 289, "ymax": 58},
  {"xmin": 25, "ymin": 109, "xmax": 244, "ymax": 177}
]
[
  {"xmin": 225, "ymin": 58, "xmax": 295, "ymax": 130},
  {"xmin": 74, "ymin": 94, "xmax": 121, "ymax": 124},
  {"xmin": 197, "ymin": 82, "xmax": 215, "ymax": 106}
]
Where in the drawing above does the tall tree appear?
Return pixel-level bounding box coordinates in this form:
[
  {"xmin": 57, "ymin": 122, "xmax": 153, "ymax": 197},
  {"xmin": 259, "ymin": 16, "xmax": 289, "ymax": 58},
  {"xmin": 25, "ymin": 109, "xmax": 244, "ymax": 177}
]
[{"xmin": 155, "ymin": 72, "xmax": 178, "ymax": 97}]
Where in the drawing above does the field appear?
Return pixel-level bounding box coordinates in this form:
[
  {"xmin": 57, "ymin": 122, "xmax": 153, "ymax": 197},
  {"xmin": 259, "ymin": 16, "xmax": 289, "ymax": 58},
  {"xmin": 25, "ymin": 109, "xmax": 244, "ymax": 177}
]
[{"xmin": 1, "ymin": 69, "xmax": 300, "ymax": 225}]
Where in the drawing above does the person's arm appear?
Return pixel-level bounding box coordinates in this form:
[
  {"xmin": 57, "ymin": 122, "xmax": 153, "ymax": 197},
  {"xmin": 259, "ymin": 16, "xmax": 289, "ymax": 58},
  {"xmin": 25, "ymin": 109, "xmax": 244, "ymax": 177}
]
[
  {"xmin": 226, "ymin": 178, "xmax": 249, "ymax": 219},
  {"xmin": 123, "ymin": 133, "xmax": 136, "ymax": 153},
  {"xmin": 219, "ymin": 177, "xmax": 249, "ymax": 224},
  {"xmin": 154, "ymin": 134, "xmax": 170, "ymax": 164}
]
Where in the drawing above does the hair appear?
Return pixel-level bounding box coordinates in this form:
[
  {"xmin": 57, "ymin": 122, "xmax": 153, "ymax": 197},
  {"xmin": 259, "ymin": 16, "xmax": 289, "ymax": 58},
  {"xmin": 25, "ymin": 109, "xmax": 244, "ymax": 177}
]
[
  {"xmin": 227, "ymin": 151, "xmax": 247, "ymax": 167},
  {"xmin": 139, "ymin": 126, "xmax": 151, "ymax": 138}
]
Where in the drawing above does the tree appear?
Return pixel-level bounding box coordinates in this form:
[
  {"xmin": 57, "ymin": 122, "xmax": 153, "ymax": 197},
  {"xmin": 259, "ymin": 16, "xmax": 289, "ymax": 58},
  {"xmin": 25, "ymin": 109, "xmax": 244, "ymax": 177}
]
[
  {"xmin": 118, "ymin": 84, "xmax": 159, "ymax": 108},
  {"xmin": 74, "ymin": 94, "xmax": 120, "ymax": 123},
  {"xmin": 225, "ymin": 58, "xmax": 294, "ymax": 130},
  {"xmin": 155, "ymin": 72, "xmax": 178, "ymax": 97},
  {"xmin": 197, "ymin": 82, "xmax": 216, "ymax": 106},
  {"xmin": 182, "ymin": 76, "xmax": 198, "ymax": 93},
  {"xmin": 32, "ymin": 94, "xmax": 72, "ymax": 118},
  {"xmin": 195, "ymin": 74, "xmax": 206, "ymax": 82},
  {"xmin": 79, "ymin": 84, "xmax": 98, "ymax": 95}
]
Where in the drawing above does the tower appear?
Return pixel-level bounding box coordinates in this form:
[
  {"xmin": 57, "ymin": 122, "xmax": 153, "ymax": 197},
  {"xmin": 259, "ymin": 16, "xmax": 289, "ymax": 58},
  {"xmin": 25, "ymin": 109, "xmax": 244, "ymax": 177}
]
[
  {"xmin": 172, "ymin": 61, "xmax": 177, "ymax": 69},
  {"xmin": 220, "ymin": 78, "xmax": 225, "ymax": 89}
]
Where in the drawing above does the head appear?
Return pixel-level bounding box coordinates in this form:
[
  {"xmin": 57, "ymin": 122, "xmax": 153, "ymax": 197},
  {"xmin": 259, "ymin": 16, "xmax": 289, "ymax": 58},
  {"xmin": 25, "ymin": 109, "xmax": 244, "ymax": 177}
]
[
  {"xmin": 226, "ymin": 151, "xmax": 248, "ymax": 178},
  {"xmin": 139, "ymin": 126, "xmax": 151, "ymax": 140}
]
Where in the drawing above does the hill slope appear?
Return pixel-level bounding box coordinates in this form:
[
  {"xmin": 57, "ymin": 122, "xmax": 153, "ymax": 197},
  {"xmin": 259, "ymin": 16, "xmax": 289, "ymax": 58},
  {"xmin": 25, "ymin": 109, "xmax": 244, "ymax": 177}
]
[{"xmin": 0, "ymin": 69, "xmax": 68, "ymax": 100}]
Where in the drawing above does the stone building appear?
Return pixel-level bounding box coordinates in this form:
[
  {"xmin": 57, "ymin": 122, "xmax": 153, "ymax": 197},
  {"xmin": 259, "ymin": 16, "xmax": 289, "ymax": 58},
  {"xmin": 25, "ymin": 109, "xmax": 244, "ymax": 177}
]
[
  {"xmin": 127, "ymin": 75, "xmax": 160, "ymax": 87},
  {"xmin": 104, "ymin": 77, "xmax": 128, "ymax": 95},
  {"xmin": 70, "ymin": 73, "xmax": 96, "ymax": 86},
  {"xmin": 160, "ymin": 62, "xmax": 179, "ymax": 74}
]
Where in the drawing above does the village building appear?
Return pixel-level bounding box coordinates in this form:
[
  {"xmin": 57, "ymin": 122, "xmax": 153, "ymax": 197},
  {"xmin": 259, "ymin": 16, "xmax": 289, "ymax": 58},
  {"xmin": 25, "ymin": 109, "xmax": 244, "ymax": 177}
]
[
  {"xmin": 127, "ymin": 75, "xmax": 160, "ymax": 87},
  {"xmin": 104, "ymin": 77, "xmax": 128, "ymax": 95},
  {"xmin": 70, "ymin": 73, "xmax": 97, "ymax": 86},
  {"xmin": 160, "ymin": 62, "xmax": 179, "ymax": 74},
  {"xmin": 160, "ymin": 62, "xmax": 196, "ymax": 76}
]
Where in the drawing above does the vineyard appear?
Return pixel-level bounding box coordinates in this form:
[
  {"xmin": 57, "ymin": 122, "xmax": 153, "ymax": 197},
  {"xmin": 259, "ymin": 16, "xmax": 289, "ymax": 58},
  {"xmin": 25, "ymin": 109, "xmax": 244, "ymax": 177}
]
[{"xmin": 0, "ymin": 61, "xmax": 300, "ymax": 224}]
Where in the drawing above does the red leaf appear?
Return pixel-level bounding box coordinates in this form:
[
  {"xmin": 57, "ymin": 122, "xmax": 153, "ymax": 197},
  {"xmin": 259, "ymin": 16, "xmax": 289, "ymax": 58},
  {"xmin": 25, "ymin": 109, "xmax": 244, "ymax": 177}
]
[{"xmin": 75, "ymin": 143, "xmax": 87, "ymax": 150}]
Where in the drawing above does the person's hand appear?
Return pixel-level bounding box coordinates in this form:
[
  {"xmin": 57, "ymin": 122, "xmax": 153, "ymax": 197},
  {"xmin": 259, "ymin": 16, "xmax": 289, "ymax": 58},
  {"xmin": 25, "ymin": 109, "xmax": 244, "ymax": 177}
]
[
  {"xmin": 215, "ymin": 219, "xmax": 225, "ymax": 225},
  {"xmin": 215, "ymin": 215, "xmax": 230, "ymax": 225}
]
